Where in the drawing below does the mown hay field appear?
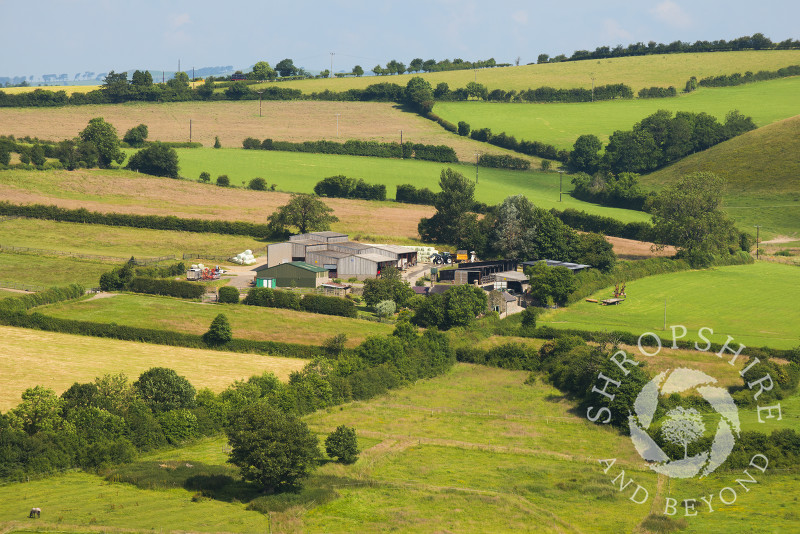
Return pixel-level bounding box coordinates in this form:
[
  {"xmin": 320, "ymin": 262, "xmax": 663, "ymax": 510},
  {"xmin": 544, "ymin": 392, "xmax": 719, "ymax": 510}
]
[
  {"xmin": 0, "ymin": 100, "xmax": 537, "ymax": 163},
  {"xmin": 39, "ymin": 293, "xmax": 394, "ymax": 347},
  {"xmin": 0, "ymin": 324, "xmax": 307, "ymax": 411}
]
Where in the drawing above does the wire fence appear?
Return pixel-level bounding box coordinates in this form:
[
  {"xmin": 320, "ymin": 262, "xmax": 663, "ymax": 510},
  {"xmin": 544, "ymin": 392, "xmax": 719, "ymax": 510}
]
[
  {"xmin": 0, "ymin": 279, "xmax": 48, "ymax": 292},
  {"xmin": 0, "ymin": 244, "xmax": 175, "ymax": 266}
]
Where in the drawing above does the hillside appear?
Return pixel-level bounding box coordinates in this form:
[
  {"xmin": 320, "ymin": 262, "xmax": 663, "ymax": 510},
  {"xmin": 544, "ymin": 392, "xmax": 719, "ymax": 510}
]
[
  {"xmin": 642, "ymin": 115, "xmax": 800, "ymax": 237},
  {"xmin": 643, "ymin": 114, "xmax": 800, "ymax": 194},
  {"xmin": 433, "ymin": 76, "xmax": 800, "ymax": 149},
  {"xmin": 251, "ymin": 50, "xmax": 800, "ymax": 94}
]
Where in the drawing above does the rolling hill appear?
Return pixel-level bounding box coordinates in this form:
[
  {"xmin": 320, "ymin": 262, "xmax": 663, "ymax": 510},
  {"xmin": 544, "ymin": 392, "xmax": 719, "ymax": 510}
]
[{"xmin": 642, "ymin": 115, "xmax": 800, "ymax": 237}]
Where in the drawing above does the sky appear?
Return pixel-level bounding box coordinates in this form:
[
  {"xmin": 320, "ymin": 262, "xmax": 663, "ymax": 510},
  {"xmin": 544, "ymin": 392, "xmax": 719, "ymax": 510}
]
[{"xmin": 1, "ymin": 0, "xmax": 798, "ymax": 79}]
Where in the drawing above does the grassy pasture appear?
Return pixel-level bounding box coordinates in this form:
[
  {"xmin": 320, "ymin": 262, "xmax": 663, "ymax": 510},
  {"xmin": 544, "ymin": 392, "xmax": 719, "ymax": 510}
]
[
  {"xmin": 1, "ymin": 364, "xmax": 792, "ymax": 532},
  {"xmin": 0, "ymin": 324, "xmax": 307, "ymax": 411},
  {"xmin": 0, "ymin": 218, "xmax": 266, "ymax": 259},
  {"xmin": 540, "ymin": 262, "xmax": 800, "ymax": 349},
  {"xmin": 433, "ymin": 77, "xmax": 800, "ymax": 150},
  {"xmin": 0, "ymin": 168, "xmax": 435, "ymax": 243},
  {"xmin": 0, "ymin": 100, "xmax": 536, "ymax": 163},
  {"xmin": 252, "ymin": 50, "xmax": 800, "ymax": 94},
  {"xmin": 0, "ymin": 253, "xmax": 111, "ymax": 287},
  {"xmin": 39, "ymin": 293, "xmax": 394, "ymax": 347},
  {"xmin": 642, "ymin": 115, "xmax": 800, "ymax": 239},
  {"xmin": 170, "ymin": 148, "xmax": 650, "ymax": 223}
]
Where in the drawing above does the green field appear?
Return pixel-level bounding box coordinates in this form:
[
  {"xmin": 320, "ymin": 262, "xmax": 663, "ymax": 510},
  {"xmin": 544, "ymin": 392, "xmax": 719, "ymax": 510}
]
[
  {"xmin": 2, "ymin": 363, "xmax": 795, "ymax": 532},
  {"xmin": 251, "ymin": 50, "xmax": 800, "ymax": 94},
  {"xmin": 0, "ymin": 218, "xmax": 266, "ymax": 259},
  {"xmin": 540, "ymin": 262, "xmax": 800, "ymax": 349},
  {"xmin": 0, "ymin": 252, "xmax": 112, "ymax": 287},
  {"xmin": 173, "ymin": 148, "xmax": 650, "ymax": 223},
  {"xmin": 39, "ymin": 292, "xmax": 393, "ymax": 347},
  {"xmin": 433, "ymin": 77, "xmax": 800, "ymax": 150},
  {"xmin": 642, "ymin": 115, "xmax": 800, "ymax": 239},
  {"xmin": 0, "ymin": 324, "xmax": 307, "ymax": 411}
]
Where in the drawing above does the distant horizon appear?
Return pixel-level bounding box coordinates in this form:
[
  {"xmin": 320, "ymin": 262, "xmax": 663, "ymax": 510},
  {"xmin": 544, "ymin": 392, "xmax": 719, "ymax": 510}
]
[{"xmin": 1, "ymin": 0, "xmax": 797, "ymax": 81}]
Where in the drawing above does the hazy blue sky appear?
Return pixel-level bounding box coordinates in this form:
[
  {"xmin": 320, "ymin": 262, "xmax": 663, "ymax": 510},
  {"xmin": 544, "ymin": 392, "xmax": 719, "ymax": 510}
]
[{"xmin": 1, "ymin": 0, "xmax": 797, "ymax": 78}]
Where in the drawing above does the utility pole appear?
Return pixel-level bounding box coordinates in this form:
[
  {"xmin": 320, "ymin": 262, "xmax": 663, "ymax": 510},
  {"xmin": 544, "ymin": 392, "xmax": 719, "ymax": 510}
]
[
  {"xmin": 330, "ymin": 52, "xmax": 335, "ymax": 78},
  {"xmin": 754, "ymin": 225, "xmax": 761, "ymax": 259},
  {"xmin": 474, "ymin": 153, "xmax": 481, "ymax": 184},
  {"xmin": 558, "ymin": 170, "xmax": 564, "ymax": 201},
  {"xmin": 256, "ymin": 90, "xmax": 264, "ymax": 117},
  {"xmin": 189, "ymin": 119, "xmax": 192, "ymax": 142},
  {"xmin": 335, "ymin": 113, "xmax": 340, "ymax": 137}
]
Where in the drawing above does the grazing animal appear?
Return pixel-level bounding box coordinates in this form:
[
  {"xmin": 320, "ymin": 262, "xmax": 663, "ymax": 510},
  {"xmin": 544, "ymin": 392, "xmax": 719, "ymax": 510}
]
[{"xmin": 29, "ymin": 507, "xmax": 41, "ymax": 518}]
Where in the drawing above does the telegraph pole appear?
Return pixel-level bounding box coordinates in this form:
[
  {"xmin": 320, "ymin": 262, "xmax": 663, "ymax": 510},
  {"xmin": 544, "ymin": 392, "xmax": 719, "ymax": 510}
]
[
  {"xmin": 754, "ymin": 225, "xmax": 761, "ymax": 259},
  {"xmin": 474, "ymin": 153, "xmax": 481, "ymax": 184},
  {"xmin": 189, "ymin": 119, "xmax": 192, "ymax": 142},
  {"xmin": 256, "ymin": 90, "xmax": 264, "ymax": 117},
  {"xmin": 558, "ymin": 170, "xmax": 564, "ymax": 201}
]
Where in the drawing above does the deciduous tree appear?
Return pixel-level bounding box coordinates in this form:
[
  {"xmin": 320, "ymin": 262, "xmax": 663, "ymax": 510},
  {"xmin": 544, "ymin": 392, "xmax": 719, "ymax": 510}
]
[
  {"xmin": 133, "ymin": 367, "xmax": 196, "ymax": 413},
  {"xmin": 79, "ymin": 117, "xmax": 125, "ymax": 168},
  {"xmin": 268, "ymin": 194, "xmax": 339, "ymax": 235}
]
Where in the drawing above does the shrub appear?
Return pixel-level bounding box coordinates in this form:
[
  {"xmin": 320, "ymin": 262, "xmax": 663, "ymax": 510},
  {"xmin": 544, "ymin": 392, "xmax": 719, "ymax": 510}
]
[
  {"xmin": 199, "ymin": 171, "xmax": 211, "ymax": 182},
  {"xmin": 325, "ymin": 425, "xmax": 360, "ymax": 464},
  {"xmin": 203, "ymin": 314, "xmax": 233, "ymax": 345},
  {"xmin": 123, "ymin": 124, "xmax": 149, "ymax": 147},
  {"xmin": 217, "ymin": 286, "xmax": 240, "ymax": 304},
  {"xmin": 213, "ymin": 136, "xmax": 221, "ymax": 149},
  {"xmin": 128, "ymin": 278, "xmax": 205, "ymax": 299},
  {"xmin": 375, "ymin": 300, "xmax": 396, "ymax": 319},
  {"xmin": 242, "ymin": 137, "xmax": 261, "ymax": 150},
  {"xmin": 248, "ymin": 177, "xmax": 267, "ymax": 191},
  {"xmin": 216, "ymin": 175, "xmax": 230, "ymax": 187},
  {"xmin": 126, "ymin": 143, "xmax": 179, "ymax": 178},
  {"xmin": 457, "ymin": 121, "xmax": 470, "ymax": 136},
  {"xmin": 300, "ymin": 294, "xmax": 357, "ymax": 318},
  {"xmin": 243, "ymin": 287, "xmax": 301, "ymax": 310},
  {"xmin": 133, "ymin": 367, "xmax": 196, "ymax": 413}
]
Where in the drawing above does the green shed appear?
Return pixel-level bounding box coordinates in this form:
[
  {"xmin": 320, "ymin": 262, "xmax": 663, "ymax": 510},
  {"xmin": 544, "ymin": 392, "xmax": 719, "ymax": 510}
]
[{"xmin": 253, "ymin": 261, "xmax": 329, "ymax": 288}]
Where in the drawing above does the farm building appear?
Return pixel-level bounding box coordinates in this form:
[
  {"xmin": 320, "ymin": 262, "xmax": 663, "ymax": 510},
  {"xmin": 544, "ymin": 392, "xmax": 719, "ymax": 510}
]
[
  {"xmin": 266, "ymin": 232, "xmax": 417, "ymax": 279},
  {"xmin": 521, "ymin": 260, "xmax": 591, "ymax": 272},
  {"xmin": 437, "ymin": 259, "xmax": 519, "ymax": 285},
  {"xmin": 253, "ymin": 261, "xmax": 329, "ymax": 288}
]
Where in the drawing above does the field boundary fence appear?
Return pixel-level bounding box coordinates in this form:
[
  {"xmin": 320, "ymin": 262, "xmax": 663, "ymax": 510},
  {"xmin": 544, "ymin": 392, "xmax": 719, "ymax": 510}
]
[
  {"xmin": 0, "ymin": 280, "xmax": 48, "ymax": 292},
  {"xmin": 0, "ymin": 244, "xmax": 175, "ymax": 265}
]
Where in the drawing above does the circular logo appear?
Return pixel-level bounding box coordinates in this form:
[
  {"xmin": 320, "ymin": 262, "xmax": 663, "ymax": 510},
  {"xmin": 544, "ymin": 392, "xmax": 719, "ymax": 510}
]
[{"xmin": 628, "ymin": 367, "xmax": 741, "ymax": 479}]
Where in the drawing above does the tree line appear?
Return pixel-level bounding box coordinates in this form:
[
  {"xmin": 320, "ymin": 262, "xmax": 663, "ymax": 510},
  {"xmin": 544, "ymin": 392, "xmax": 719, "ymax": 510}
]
[
  {"xmin": 534, "ymin": 33, "xmax": 799, "ymax": 65},
  {"xmin": 245, "ymin": 137, "xmax": 458, "ymax": 163}
]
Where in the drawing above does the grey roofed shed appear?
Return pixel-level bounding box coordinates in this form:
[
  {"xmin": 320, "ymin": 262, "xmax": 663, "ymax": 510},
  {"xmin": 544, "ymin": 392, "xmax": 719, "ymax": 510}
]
[{"xmin": 253, "ymin": 261, "xmax": 328, "ymax": 288}]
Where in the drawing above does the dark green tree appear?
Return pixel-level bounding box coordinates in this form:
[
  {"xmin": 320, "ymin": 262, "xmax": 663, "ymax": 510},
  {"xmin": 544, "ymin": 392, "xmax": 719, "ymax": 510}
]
[
  {"xmin": 225, "ymin": 404, "xmax": 320, "ymax": 492},
  {"xmin": 203, "ymin": 313, "xmax": 233, "ymax": 345},
  {"xmin": 248, "ymin": 177, "xmax": 267, "ymax": 190},
  {"xmin": 275, "ymin": 58, "xmax": 296, "ymax": 77},
  {"xmin": 30, "ymin": 144, "xmax": 46, "ymax": 166},
  {"xmin": 648, "ymin": 172, "xmax": 739, "ymax": 264},
  {"xmin": 123, "ymin": 124, "xmax": 149, "ymax": 147},
  {"xmin": 537, "ymin": 54, "xmax": 550, "ymax": 64},
  {"xmin": 199, "ymin": 171, "xmax": 211, "ymax": 182},
  {"xmin": 418, "ymin": 168, "xmax": 478, "ymax": 246},
  {"xmin": 250, "ymin": 61, "xmax": 276, "ymax": 81},
  {"xmin": 409, "ymin": 58, "xmax": 424, "ymax": 73},
  {"xmin": 213, "ymin": 136, "xmax": 221, "ymax": 148},
  {"xmin": 216, "ymin": 175, "xmax": 229, "ymax": 187},
  {"xmin": 603, "ymin": 129, "xmax": 660, "ymax": 174},
  {"xmin": 568, "ymin": 134, "xmax": 602, "ymax": 173},
  {"xmin": 197, "ymin": 78, "xmax": 215, "ymax": 99},
  {"xmin": 79, "ymin": 117, "xmax": 125, "ymax": 167},
  {"xmin": 133, "ymin": 367, "xmax": 196, "ymax": 413},
  {"xmin": 442, "ymin": 284, "xmax": 487, "ymax": 328},
  {"xmin": 575, "ymin": 232, "xmax": 616, "ymax": 272},
  {"xmin": 224, "ymin": 81, "xmax": 250, "ymax": 100},
  {"xmin": 325, "ymin": 425, "xmax": 359, "ymax": 464},
  {"xmin": 405, "ymin": 76, "xmax": 434, "ymax": 113},
  {"xmin": 126, "ymin": 142, "xmax": 179, "ymax": 178},
  {"xmin": 352, "ymin": 65, "xmax": 364, "ymax": 77},
  {"xmin": 102, "ymin": 71, "xmax": 130, "ymax": 102},
  {"xmin": 362, "ymin": 266, "xmax": 414, "ymax": 307},
  {"xmin": 131, "ymin": 70, "xmax": 153, "ymax": 87},
  {"xmin": 267, "ymin": 194, "xmax": 339, "ymax": 234},
  {"xmin": 527, "ymin": 264, "xmax": 577, "ymax": 306}
]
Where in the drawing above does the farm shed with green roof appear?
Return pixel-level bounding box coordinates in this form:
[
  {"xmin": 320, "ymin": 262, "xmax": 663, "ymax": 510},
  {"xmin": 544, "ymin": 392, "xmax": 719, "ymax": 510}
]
[{"xmin": 253, "ymin": 261, "xmax": 329, "ymax": 288}]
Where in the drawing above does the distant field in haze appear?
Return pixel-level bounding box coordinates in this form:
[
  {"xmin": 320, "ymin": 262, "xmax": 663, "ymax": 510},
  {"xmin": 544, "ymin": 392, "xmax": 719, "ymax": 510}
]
[
  {"xmin": 252, "ymin": 50, "xmax": 800, "ymax": 93},
  {"xmin": 433, "ymin": 77, "xmax": 800, "ymax": 149}
]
